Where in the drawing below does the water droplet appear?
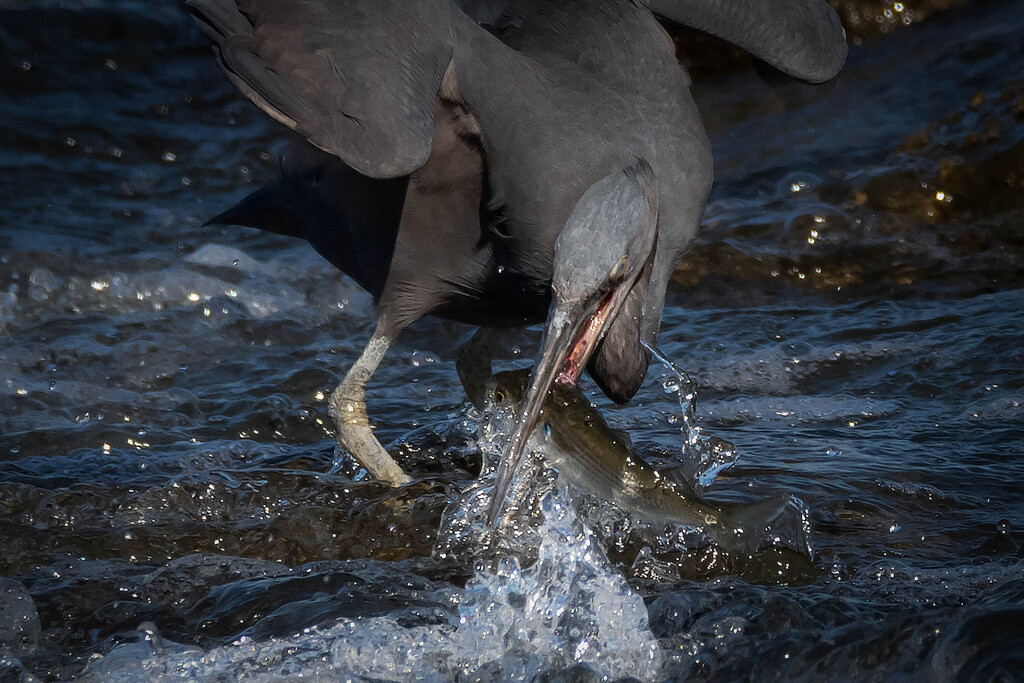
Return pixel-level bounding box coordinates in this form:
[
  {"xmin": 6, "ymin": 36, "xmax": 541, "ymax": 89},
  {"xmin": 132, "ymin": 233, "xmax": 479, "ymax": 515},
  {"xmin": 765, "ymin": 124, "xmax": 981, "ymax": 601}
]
[{"xmin": 410, "ymin": 350, "xmax": 440, "ymax": 367}]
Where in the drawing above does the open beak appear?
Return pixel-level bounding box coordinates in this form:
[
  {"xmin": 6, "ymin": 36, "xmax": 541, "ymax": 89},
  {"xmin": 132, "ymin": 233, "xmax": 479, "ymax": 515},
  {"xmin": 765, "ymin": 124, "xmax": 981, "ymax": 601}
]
[{"xmin": 485, "ymin": 281, "xmax": 633, "ymax": 527}]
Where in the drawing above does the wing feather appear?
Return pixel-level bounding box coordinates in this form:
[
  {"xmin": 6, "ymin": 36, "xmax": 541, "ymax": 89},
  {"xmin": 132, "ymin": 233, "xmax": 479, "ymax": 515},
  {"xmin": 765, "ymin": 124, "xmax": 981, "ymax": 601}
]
[
  {"xmin": 187, "ymin": 0, "xmax": 453, "ymax": 178},
  {"xmin": 643, "ymin": 0, "xmax": 847, "ymax": 82}
]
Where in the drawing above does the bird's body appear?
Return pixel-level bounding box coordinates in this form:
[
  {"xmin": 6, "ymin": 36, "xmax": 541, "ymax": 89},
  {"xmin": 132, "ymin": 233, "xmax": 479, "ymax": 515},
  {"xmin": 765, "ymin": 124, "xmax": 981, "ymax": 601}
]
[
  {"xmin": 449, "ymin": 1, "xmax": 713, "ymax": 401},
  {"xmin": 219, "ymin": 0, "xmax": 710, "ymax": 352},
  {"xmin": 189, "ymin": 0, "xmax": 846, "ymax": 519}
]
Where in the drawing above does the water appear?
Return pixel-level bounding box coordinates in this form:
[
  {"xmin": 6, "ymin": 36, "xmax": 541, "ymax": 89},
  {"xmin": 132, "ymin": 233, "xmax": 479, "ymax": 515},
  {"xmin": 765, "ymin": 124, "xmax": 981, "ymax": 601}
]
[{"xmin": 2, "ymin": 0, "xmax": 1023, "ymax": 679}]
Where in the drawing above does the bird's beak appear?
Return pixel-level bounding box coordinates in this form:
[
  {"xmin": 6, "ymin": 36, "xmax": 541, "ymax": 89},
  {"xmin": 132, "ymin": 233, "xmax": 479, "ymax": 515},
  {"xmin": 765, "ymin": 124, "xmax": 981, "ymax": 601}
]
[{"xmin": 485, "ymin": 280, "xmax": 633, "ymax": 527}]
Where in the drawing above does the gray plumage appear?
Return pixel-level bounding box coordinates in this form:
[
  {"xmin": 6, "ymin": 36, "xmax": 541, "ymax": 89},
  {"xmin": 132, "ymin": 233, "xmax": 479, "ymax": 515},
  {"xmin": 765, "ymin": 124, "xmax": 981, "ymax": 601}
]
[{"xmin": 188, "ymin": 0, "xmax": 846, "ymax": 517}]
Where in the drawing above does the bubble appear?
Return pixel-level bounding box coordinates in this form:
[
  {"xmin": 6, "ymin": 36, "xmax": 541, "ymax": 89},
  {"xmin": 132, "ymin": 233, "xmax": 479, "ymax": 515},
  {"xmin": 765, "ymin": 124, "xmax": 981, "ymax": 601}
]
[
  {"xmin": 782, "ymin": 204, "xmax": 855, "ymax": 251},
  {"xmin": 777, "ymin": 171, "xmax": 821, "ymax": 197}
]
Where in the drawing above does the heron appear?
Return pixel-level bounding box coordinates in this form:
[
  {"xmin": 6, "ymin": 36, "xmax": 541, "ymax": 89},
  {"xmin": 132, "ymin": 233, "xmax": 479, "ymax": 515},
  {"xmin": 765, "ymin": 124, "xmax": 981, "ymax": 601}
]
[{"xmin": 187, "ymin": 0, "xmax": 846, "ymax": 526}]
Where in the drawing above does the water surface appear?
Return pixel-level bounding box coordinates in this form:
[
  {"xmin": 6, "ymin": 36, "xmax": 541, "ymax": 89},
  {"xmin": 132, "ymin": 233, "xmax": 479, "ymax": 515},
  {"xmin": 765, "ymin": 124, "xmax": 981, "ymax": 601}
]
[{"xmin": 1, "ymin": 0, "xmax": 1023, "ymax": 679}]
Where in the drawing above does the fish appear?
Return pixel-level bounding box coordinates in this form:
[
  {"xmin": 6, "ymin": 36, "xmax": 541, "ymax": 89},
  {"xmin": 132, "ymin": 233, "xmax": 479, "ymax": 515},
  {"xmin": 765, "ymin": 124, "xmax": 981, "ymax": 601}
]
[{"xmin": 468, "ymin": 368, "xmax": 787, "ymax": 554}]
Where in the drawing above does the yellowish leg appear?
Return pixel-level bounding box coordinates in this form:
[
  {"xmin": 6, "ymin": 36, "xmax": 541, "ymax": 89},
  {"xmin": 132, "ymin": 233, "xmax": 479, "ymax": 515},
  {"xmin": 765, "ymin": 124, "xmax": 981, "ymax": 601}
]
[{"xmin": 328, "ymin": 328, "xmax": 410, "ymax": 486}]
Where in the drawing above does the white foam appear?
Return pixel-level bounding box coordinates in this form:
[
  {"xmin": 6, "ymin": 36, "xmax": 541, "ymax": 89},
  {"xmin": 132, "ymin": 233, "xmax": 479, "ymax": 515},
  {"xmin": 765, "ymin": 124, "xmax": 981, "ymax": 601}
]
[{"xmin": 81, "ymin": 482, "xmax": 664, "ymax": 682}]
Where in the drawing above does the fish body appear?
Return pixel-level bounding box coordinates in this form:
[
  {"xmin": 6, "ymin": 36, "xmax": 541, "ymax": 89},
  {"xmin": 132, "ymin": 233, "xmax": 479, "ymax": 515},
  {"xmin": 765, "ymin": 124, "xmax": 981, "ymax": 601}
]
[{"xmin": 472, "ymin": 368, "xmax": 784, "ymax": 552}]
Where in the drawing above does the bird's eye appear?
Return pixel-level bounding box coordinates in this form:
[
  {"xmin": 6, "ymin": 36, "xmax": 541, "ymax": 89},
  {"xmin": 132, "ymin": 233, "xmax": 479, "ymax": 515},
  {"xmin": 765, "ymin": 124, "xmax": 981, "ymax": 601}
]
[{"xmin": 609, "ymin": 256, "xmax": 628, "ymax": 283}]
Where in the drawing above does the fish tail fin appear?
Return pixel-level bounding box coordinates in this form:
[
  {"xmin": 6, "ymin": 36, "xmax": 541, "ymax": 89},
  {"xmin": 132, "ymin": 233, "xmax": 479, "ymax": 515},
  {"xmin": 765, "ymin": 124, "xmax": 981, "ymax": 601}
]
[{"xmin": 709, "ymin": 495, "xmax": 793, "ymax": 556}]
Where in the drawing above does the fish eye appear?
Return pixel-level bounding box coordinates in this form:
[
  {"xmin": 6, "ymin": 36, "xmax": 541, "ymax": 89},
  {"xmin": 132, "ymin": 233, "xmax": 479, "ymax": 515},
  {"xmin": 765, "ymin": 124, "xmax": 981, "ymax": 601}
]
[{"xmin": 494, "ymin": 389, "xmax": 506, "ymax": 402}]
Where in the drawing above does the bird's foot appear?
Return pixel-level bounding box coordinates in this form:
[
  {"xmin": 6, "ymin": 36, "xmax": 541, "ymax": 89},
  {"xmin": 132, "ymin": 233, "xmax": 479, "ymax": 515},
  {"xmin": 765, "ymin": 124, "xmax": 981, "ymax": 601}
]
[{"xmin": 328, "ymin": 384, "xmax": 411, "ymax": 487}]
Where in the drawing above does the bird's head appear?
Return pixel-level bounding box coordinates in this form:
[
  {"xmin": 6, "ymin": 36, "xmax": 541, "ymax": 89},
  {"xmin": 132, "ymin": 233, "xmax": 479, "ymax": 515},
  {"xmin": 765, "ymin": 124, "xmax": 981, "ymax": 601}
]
[{"xmin": 486, "ymin": 158, "xmax": 658, "ymax": 526}]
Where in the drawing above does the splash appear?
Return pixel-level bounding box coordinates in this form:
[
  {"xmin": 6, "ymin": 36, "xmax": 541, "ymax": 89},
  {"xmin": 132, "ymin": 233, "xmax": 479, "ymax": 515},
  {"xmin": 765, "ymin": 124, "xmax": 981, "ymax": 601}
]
[
  {"xmin": 435, "ymin": 403, "xmax": 665, "ymax": 681},
  {"xmin": 80, "ymin": 402, "xmax": 664, "ymax": 682},
  {"xmin": 439, "ymin": 491, "xmax": 663, "ymax": 681},
  {"xmin": 79, "ymin": 496, "xmax": 664, "ymax": 682},
  {"xmin": 645, "ymin": 343, "xmax": 813, "ymax": 560},
  {"xmin": 645, "ymin": 341, "xmax": 740, "ymax": 490}
]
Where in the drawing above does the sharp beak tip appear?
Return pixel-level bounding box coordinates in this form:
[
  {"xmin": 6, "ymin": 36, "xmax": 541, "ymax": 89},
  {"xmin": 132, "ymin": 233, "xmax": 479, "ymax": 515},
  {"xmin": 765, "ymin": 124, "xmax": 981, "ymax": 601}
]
[
  {"xmin": 483, "ymin": 314, "xmax": 577, "ymax": 529},
  {"xmin": 484, "ymin": 286, "xmax": 621, "ymax": 529},
  {"xmin": 484, "ymin": 427, "xmax": 532, "ymax": 528}
]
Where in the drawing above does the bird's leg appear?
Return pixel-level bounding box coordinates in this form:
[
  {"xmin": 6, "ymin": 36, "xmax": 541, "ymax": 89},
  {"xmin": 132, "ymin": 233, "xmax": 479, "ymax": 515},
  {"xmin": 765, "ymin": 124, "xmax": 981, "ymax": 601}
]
[
  {"xmin": 456, "ymin": 327, "xmax": 498, "ymax": 408},
  {"xmin": 328, "ymin": 327, "xmax": 411, "ymax": 486}
]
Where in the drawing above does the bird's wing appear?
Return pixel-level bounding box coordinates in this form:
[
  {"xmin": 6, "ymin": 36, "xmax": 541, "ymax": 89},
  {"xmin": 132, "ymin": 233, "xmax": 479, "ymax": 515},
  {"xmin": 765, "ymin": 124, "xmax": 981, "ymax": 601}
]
[
  {"xmin": 642, "ymin": 0, "xmax": 847, "ymax": 83},
  {"xmin": 186, "ymin": 0, "xmax": 453, "ymax": 178}
]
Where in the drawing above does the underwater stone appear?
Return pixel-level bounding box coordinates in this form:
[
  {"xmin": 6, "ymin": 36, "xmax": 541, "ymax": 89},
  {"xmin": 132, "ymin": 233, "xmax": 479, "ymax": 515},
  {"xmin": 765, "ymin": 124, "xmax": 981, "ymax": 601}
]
[{"xmin": 0, "ymin": 578, "xmax": 41, "ymax": 659}]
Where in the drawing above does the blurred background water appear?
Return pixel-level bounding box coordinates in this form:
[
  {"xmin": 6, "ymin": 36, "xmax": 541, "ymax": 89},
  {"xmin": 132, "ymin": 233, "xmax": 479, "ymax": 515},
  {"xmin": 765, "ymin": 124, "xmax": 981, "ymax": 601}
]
[{"xmin": 1, "ymin": 0, "xmax": 1023, "ymax": 680}]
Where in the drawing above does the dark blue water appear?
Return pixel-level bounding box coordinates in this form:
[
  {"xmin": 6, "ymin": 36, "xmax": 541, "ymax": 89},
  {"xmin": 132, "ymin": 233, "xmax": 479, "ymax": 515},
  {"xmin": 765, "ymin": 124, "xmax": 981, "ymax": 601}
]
[{"xmin": 1, "ymin": 0, "xmax": 1023, "ymax": 680}]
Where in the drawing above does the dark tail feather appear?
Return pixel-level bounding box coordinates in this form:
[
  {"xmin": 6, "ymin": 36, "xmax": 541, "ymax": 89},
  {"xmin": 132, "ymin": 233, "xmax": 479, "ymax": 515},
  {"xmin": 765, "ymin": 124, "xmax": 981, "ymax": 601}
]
[{"xmin": 204, "ymin": 177, "xmax": 307, "ymax": 239}]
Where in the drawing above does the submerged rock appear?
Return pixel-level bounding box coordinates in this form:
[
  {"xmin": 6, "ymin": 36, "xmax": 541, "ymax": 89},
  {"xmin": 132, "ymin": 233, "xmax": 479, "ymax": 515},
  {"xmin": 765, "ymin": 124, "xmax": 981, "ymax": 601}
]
[{"xmin": 0, "ymin": 578, "xmax": 40, "ymax": 659}]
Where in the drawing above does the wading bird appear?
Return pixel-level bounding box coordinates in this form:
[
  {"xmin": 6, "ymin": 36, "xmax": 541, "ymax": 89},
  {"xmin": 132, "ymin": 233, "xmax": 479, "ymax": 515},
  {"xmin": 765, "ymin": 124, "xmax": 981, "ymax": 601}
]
[{"xmin": 187, "ymin": 0, "xmax": 846, "ymax": 525}]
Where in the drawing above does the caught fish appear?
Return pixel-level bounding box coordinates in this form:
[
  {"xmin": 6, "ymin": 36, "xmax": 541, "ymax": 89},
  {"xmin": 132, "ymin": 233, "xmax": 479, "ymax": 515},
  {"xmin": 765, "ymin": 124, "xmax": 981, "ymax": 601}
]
[{"xmin": 469, "ymin": 368, "xmax": 787, "ymax": 554}]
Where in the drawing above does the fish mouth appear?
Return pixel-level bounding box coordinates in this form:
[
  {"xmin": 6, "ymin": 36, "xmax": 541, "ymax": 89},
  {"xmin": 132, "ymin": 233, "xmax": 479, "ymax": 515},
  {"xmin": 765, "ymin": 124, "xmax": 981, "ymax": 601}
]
[{"xmin": 485, "ymin": 281, "xmax": 633, "ymax": 527}]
